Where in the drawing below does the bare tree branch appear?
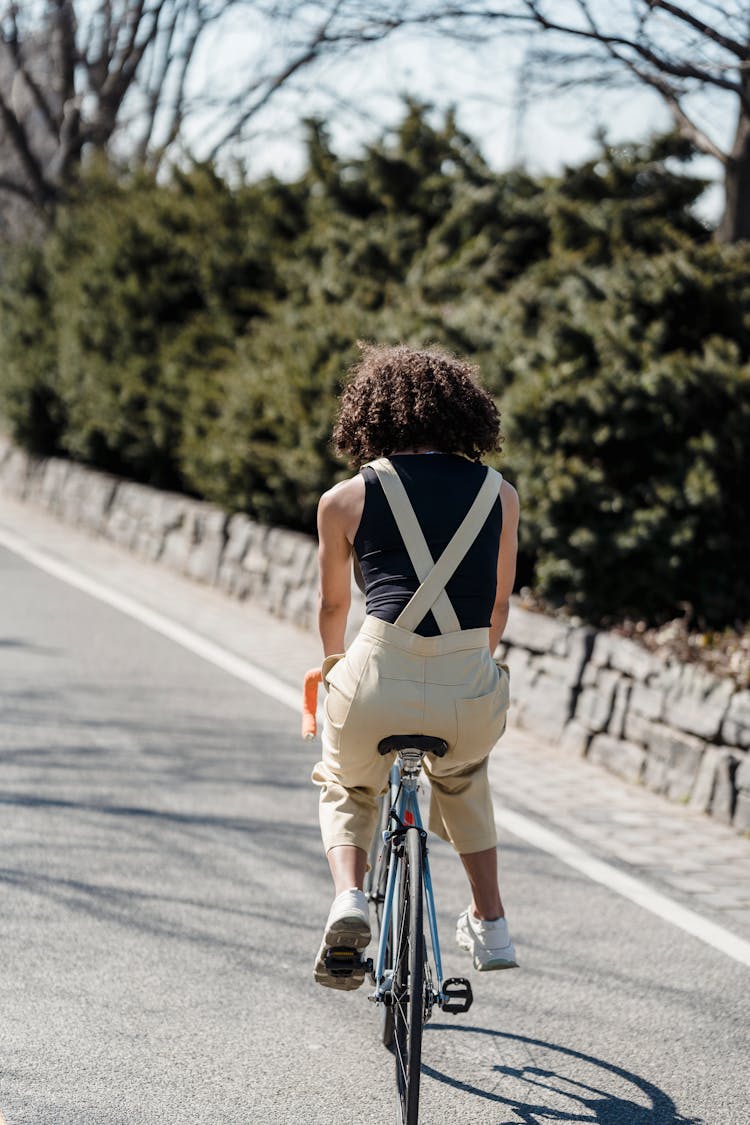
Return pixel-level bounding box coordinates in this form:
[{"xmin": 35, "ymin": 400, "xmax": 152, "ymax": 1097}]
[
  {"xmin": 0, "ymin": 171, "xmax": 34, "ymax": 198},
  {"xmin": 1, "ymin": 3, "xmax": 60, "ymax": 136},
  {"xmin": 89, "ymin": 2, "xmax": 167, "ymax": 146},
  {"xmin": 0, "ymin": 0, "xmax": 747, "ymax": 238},
  {"xmin": 206, "ymin": 0, "xmax": 350, "ymax": 158},
  {"xmin": 646, "ymin": 1, "xmax": 749, "ymax": 60},
  {"xmin": 0, "ymin": 85, "xmax": 52, "ymax": 205},
  {"xmin": 520, "ymin": 0, "xmax": 745, "ymax": 98},
  {"xmin": 55, "ymin": 93, "xmax": 83, "ymax": 181},
  {"xmin": 206, "ymin": 43, "xmax": 324, "ymax": 159},
  {"xmin": 390, "ymin": 0, "xmax": 746, "ymax": 235},
  {"xmin": 596, "ymin": 27, "xmax": 730, "ymax": 164},
  {"xmin": 141, "ymin": 0, "xmax": 205, "ymax": 165},
  {"xmin": 53, "ymin": 0, "xmax": 79, "ymax": 110},
  {"xmin": 136, "ymin": 0, "xmax": 182, "ymax": 160}
]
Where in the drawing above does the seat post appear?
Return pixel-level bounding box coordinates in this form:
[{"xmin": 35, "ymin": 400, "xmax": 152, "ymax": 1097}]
[{"xmin": 398, "ymin": 750, "xmax": 425, "ymax": 790}]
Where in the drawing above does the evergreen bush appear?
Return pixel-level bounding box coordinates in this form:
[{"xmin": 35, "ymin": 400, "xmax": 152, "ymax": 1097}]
[
  {"xmin": 46, "ymin": 164, "xmax": 279, "ymax": 488},
  {"xmin": 504, "ymin": 245, "xmax": 750, "ymax": 626},
  {"xmin": 0, "ymin": 244, "xmax": 63, "ymax": 454},
  {"xmin": 1, "ymin": 109, "xmax": 748, "ymax": 629}
]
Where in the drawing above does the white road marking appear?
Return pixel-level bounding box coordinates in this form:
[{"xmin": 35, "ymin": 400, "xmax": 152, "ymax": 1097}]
[
  {"xmin": 0, "ymin": 524, "xmax": 304, "ymax": 714},
  {"xmin": 494, "ymin": 804, "xmax": 750, "ymax": 968},
  {"xmin": 2, "ymin": 522, "xmax": 749, "ymax": 968}
]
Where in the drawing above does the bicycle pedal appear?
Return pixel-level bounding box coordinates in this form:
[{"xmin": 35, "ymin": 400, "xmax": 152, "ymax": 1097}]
[
  {"xmin": 323, "ymin": 947, "xmax": 372, "ymax": 978},
  {"xmin": 441, "ymin": 977, "xmax": 473, "ymax": 1014}
]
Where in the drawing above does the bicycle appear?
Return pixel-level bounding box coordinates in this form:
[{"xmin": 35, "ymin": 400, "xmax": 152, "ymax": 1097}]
[{"xmin": 303, "ymin": 670, "xmax": 473, "ymax": 1125}]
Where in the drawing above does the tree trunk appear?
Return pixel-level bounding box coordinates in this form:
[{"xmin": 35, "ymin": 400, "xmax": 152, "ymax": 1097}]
[{"xmin": 717, "ymin": 96, "xmax": 750, "ymax": 244}]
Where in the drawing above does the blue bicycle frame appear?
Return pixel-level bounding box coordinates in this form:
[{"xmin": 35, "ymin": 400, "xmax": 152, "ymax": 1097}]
[{"xmin": 371, "ymin": 756, "xmax": 444, "ymax": 1009}]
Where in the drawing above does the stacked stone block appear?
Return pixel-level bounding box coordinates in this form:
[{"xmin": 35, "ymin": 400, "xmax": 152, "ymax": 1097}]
[{"xmin": 499, "ymin": 614, "xmax": 750, "ymax": 831}]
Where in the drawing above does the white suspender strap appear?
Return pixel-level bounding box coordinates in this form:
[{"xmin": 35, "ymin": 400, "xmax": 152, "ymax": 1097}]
[
  {"xmin": 394, "ymin": 466, "xmax": 502, "ymax": 633},
  {"xmin": 366, "ymin": 458, "xmax": 502, "ymax": 634},
  {"xmin": 367, "ymin": 458, "xmax": 461, "ymax": 633}
]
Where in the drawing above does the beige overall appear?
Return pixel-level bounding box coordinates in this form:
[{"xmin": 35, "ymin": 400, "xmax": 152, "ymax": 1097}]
[{"xmin": 312, "ymin": 458, "xmax": 510, "ymax": 857}]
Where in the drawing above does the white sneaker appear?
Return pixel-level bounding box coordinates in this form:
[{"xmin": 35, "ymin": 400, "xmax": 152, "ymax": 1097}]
[
  {"xmin": 313, "ymin": 889, "xmax": 371, "ymax": 990},
  {"xmin": 456, "ymin": 908, "xmax": 518, "ymax": 971}
]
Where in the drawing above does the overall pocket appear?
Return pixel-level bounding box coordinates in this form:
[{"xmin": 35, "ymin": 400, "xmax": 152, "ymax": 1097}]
[
  {"xmin": 322, "ymin": 653, "xmax": 346, "ymax": 691},
  {"xmin": 453, "ymin": 672, "xmax": 509, "ymax": 760},
  {"xmin": 322, "ymin": 640, "xmax": 371, "ymax": 736}
]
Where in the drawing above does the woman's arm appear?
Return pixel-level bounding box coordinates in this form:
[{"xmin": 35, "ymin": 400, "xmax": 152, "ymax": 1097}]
[
  {"xmin": 489, "ymin": 480, "xmax": 520, "ymax": 653},
  {"xmin": 316, "ymin": 482, "xmax": 357, "ymax": 657}
]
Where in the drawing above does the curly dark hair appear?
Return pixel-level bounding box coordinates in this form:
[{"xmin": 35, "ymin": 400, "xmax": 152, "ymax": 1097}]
[{"xmin": 333, "ymin": 343, "xmax": 502, "ymax": 465}]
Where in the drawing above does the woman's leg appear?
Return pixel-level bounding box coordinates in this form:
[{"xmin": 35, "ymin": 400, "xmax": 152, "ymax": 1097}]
[
  {"xmin": 327, "ymin": 843, "xmax": 368, "ymax": 895},
  {"xmin": 459, "ymin": 846, "xmax": 505, "ymax": 920},
  {"xmin": 456, "ymin": 845, "xmax": 518, "ymax": 969}
]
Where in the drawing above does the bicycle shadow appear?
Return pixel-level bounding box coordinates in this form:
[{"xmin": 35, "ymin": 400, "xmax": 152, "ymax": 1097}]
[{"xmin": 423, "ymin": 1025, "xmax": 703, "ymax": 1124}]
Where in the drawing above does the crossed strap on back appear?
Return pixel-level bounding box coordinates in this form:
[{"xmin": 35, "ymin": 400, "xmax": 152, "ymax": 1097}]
[{"xmin": 366, "ymin": 458, "xmax": 502, "ymax": 635}]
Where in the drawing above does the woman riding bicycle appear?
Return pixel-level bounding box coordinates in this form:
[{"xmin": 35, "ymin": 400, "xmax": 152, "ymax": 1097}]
[{"xmin": 312, "ymin": 342, "xmax": 519, "ymax": 989}]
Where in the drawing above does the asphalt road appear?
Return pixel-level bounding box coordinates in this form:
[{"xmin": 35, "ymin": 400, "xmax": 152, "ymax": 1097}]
[{"xmin": 0, "ymin": 543, "xmax": 747, "ymax": 1125}]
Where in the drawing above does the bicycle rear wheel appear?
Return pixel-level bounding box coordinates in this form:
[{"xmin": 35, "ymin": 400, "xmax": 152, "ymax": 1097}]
[
  {"xmin": 365, "ymin": 795, "xmax": 395, "ymax": 1047},
  {"xmin": 364, "ymin": 794, "xmax": 390, "ymax": 925},
  {"xmin": 393, "ymin": 826, "xmax": 424, "ymax": 1125}
]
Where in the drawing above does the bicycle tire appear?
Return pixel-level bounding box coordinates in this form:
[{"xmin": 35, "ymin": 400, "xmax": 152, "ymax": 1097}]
[
  {"xmin": 379, "ymin": 866, "xmax": 395, "ymax": 1049},
  {"xmin": 393, "ymin": 826, "xmax": 424, "ymax": 1125},
  {"xmin": 365, "ymin": 795, "xmax": 395, "ymax": 1047},
  {"xmin": 364, "ymin": 794, "xmax": 390, "ymax": 923}
]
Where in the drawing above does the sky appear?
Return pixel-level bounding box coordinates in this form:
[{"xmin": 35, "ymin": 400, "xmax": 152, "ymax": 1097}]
[{"xmin": 183, "ymin": 9, "xmax": 727, "ymax": 223}]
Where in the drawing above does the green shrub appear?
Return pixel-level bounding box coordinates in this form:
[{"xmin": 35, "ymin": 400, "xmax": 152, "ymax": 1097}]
[
  {"xmin": 504, "ymin": 245, "xmax": 750, "ymax": 626},
  {"xmin": 46, "ymin": 164, "xmax": 280, "ymax": 488},
  {"xmin": 179, "ymin": 301, "xmax": 370, "ymax": 530},
  {"xmin": 1, "ymin": 110, "xmax": 747, "ymax": 630},
  {"xmin": 0, "ymin": 244, "xmax": 63, "ymax": 454},
  {"xmin": 180, "ymin": 107, "xmax": 514, "ymax": 526}
]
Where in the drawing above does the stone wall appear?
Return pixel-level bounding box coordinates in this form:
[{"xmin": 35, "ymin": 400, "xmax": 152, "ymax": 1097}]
[
  {"xmin": 0, "ymin": 434, "xmax": 356, "ymax": 631},
  {"xmin": 496, "ymin": 612, "xmax": 750, "ymax": 832},
  {"xmin": 1, "ymin": 435, "xmax": 748, "ymax": 833}
]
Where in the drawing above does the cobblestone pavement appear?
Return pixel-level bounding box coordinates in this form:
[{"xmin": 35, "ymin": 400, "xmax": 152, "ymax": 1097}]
[
  {"xmin": 488, "ymin": 728, "xmax": 750, "ymax": 940},
  {"xmin": 2, "ymin": 491, "xmax": 749, "ymax": 947}
]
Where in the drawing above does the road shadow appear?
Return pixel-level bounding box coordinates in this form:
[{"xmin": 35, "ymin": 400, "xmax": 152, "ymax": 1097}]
[
  {"xmin": 423, "ymin": 1025, "xmax": 703, "ymax": 1124},
  {"xmin": 0, "ymin": 636, "xmax": 61, "ymax": 654}
]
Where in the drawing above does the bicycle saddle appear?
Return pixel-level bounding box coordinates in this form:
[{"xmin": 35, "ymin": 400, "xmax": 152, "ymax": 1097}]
[{"xmin": 377, "ymin": 734, "xmax": 448, "ymax": 757}]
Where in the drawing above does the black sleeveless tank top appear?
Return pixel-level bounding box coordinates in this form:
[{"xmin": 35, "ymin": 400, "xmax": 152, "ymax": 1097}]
[{"xmin": 353, "ymin": 453, "xmax": 502, "ymax": 637}]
